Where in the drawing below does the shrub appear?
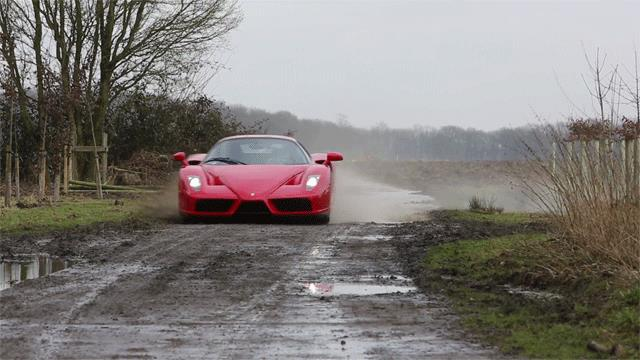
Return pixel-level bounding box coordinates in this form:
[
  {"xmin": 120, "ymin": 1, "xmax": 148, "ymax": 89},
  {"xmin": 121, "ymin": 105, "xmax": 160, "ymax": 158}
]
[
  {"xmin": 468, "ymin": 195, "xmax": 504, "ymax": 214},
  {"xmin": 107, "ymin": 93, "xmax": 258, "ymax": 164},
  {"xmin": 522, "ymin": 120, "xmax": 640, "ymax": 279}
]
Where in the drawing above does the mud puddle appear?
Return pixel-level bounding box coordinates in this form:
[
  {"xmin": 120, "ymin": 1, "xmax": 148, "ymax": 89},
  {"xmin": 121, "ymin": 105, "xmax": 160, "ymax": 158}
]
[
  {"xmin": 335, "ymin": 234, "xmax": 393, "ymax": 241},
  {"xmin": 302, "ymin": 274, "xmax": 416, "ymax": 297},
  {"xmin": 1, "ymin": 254, "xmax": 73, "ymax": 291},
  {"xmin": 303, "ymin": 282, "xmax": 416, "ymax": 296}
]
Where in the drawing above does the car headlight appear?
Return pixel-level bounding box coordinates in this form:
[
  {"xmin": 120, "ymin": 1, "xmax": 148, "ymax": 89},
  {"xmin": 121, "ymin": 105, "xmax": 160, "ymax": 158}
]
[
  {"xmin": 306, "ymin": 175, "xmax": 320, "ymax": 191},
  {"xmin": 188, "ymin": 176, "xmax": 202, "ymax": 192}
]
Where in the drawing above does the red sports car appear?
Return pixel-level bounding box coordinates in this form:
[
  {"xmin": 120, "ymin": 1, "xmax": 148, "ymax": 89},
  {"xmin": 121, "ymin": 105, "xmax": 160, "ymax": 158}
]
[{"xmin": 173, "ymin": 135, "xmax": 343, "ymax": 223}]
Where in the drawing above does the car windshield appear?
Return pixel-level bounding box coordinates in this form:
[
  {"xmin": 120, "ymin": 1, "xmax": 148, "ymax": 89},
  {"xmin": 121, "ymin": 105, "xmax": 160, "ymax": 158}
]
[{"xmin": 204, "ymin": 138, "xmax": 311, "ymax": 165}]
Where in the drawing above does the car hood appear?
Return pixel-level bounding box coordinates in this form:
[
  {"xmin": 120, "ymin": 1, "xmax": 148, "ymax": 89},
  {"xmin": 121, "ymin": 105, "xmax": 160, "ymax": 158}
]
[{"xmin": 202, "ymin": 164, "xmax": 307, "ymax": 199}]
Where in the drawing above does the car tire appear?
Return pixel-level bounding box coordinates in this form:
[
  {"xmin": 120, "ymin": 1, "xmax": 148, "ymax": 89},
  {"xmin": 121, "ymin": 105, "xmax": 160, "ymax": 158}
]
[
  {"xmin": 314, "ymin": 214, "xmax": 330, "ymax": 225},
  {"xmin": 180, "ymin": 213, "xmax": 195, "ymax": 224}
]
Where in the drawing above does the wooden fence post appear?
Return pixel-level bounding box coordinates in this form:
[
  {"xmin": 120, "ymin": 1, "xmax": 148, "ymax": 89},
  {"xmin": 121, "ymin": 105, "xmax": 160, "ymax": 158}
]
[
  {"xmin": 101, "ymin": 132, "xmax": 108, "ymax": 184},
  {"xmin": 4, "ymin": 146, "xmax": 11, "ymax": 207},
  {"xmin": 14, "ymin": 155, "xmax": 20, "ymax": 204},
  {"xmin": 625, "ymin": 139, "xmax": 633, "ymax": 197},
  {"xmin": 53, "ymin": 165, "xmax": 61, "ymax": 202},
  {"xmin": 620, "ymin": 140, "xmax": 629, "ymax": 197},
  {"xmin": 567, "ymin": 141, "xmax": 575, "ymax": 188},
  {"xmin": 63, "ymin": 145, "xmax": 69, "ymax": 193},
  {"xmin": 38, "ymin": 151, "xmax": 46, "ymax": 199},
  {"xmin": 71, "ymin": 131, "xmax": 77, "ymax": 183},
  {"xmin": 594, "ymin": 140, "xmax": 601, "ymax": 184},
  {"xmin": 634, "ymin": 138, "xmax": 640, "ymax": 203},
  {"xmin": 580, "ymin": 140, "xmax": 588, "ymax": 179},
  {"xmin": 606, "ymin": 139, "xmax": 614, "ymax": 198}
]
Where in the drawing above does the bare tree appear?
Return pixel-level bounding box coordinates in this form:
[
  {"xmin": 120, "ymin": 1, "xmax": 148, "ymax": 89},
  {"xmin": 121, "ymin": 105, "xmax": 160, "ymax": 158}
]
[
  {"xmin": 91, "ymin": 0, "xmax": 241, "ymax": 139},
  {"xmin": 32, "ymin": 0, "xmax": 47, "ymax": 197},
  {"xmin": 0, "ymin": 0, "xmax": 241, "ymax": 192},
  {"xmin": 0, "ymin": 0, "xmax": 33, "ymax": 138}
]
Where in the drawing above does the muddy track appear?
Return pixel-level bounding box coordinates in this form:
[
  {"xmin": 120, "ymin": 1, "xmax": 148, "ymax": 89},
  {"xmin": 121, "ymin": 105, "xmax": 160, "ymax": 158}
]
[{"xmin": 1, "ymin": 222, "xmax": 494, "ymax": 359}]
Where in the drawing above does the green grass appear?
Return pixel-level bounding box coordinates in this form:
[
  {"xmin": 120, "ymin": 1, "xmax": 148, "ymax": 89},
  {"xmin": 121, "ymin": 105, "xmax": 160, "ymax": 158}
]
[
  {"xmin": 427, "ymin": 233, "xmax": 547, "ymax": 284},
  {"xmin": 424, "ymin": 212, "xmax": 640, "ymax": 359},
  {"xmin": 446, "ymin": 209, "xmax": 535, "ymax": 224},
  {"xmin": 0, "ymin": 199, "xmax": 145, "ymax": 235}
]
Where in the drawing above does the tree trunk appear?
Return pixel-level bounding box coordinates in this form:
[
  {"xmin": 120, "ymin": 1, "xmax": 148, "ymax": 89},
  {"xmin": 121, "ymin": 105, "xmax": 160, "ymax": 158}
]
[
  {"xmin": 32, "ymin": 0, "xmax": 47, "ymax": 198},
  {"xmin": 94, "ymin": 68, "xmax": 113, "ymax": 145},
  {"xmin": 94, "ymin": 150, "xmax": 103, "ymax": 200}
]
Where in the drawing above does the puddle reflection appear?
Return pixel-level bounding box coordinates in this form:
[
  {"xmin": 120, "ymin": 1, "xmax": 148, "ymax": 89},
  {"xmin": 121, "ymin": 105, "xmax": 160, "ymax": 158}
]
[
  {"xmin": 0, "ymin": 255, "xmax": 72, "ymax": 290},
  {"xmin": 335, "ymin": 234, "xmax": 393, "ymax": 241},
  {"xmin": 303, "ymin": 282, "xmax": 416, "ymax": 297}
]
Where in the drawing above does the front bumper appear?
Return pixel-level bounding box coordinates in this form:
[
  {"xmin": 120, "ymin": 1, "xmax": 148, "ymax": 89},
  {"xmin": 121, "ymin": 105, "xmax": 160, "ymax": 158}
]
[{"xmin": 178, "ymin": 188, "xmax": 330, "ymax": 217}]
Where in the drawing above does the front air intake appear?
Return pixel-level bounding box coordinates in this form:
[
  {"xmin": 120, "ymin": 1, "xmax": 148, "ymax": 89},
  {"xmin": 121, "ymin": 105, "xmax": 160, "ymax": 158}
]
[
  {"xmin": 272, "ymin": 198, "xmax": 313, "ymax": 212},
  {"xmin": 235, "ymin": 201, "xmax": 271, "ymax": 215},
  {"xmin": 195, "ymin": 199, "xmax": 234, "ymax": 212}
]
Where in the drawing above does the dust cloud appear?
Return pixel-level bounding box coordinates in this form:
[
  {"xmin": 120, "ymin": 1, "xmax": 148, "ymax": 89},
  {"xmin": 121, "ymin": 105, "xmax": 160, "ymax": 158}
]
[
  {"xmin": 341, "ymin": 161, "xmax": 536, "ymax": 213},
  {"xmin": 144, "ymin": 161, "xmax": 532, "ymax": 224},
  {"xmin": 140, "ymin": 175, "xmax": 180, "ymax": 221},
  {"xmin": 331, "ymin": 166, "xmax": 438, "ymax": 223},
  {"xmin": 143, "ymin": 168, "xmax": 438, "ymax": 223}
]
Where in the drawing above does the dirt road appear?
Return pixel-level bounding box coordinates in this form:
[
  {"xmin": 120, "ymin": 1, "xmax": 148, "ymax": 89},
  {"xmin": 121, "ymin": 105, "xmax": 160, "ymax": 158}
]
[{"xmin": 0, "ymin": 221, "xmax": 493, "ymax": 359}]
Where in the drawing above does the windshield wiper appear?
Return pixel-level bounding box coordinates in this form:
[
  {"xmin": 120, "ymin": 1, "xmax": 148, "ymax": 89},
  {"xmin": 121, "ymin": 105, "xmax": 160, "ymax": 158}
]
[{"xmin": 204, "ymin": 157, "xmax": 246, "ymax": 165}]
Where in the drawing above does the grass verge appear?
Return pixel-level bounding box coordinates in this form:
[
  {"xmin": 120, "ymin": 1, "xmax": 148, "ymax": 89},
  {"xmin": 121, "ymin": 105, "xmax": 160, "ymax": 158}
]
[
  {"xmin": 424, "ymin": 210, "xmax": 640, "ymax": 359},
  {"xmin": 0, "ymin": 198, "xmax": 148, "ymax": 235}
]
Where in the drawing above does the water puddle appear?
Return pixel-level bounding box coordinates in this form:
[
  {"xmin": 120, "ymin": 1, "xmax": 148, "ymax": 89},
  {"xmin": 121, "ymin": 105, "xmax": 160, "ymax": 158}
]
[
  {"xmin": 303, "ymin": 282, "xmax": 416, "ymax": 297},
  {"xmin": 1, "ymin": 254, "xmax": 73, "ymax": 291},
  {"xmin": 335, "ymin": 234, "xmax": 393, "ymax": 241},
  {"xmin": 359, "ymin": 274, "xmax": 411, "ymax": 283}
]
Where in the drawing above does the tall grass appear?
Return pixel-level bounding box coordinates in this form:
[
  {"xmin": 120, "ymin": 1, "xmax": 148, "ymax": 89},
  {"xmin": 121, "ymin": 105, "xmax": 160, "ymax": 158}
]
[
  {"xmin": 468, "ymin": 195, "xmax": 504, "ymax": 214},
  {"xmin": 522, "ymin": 119, "xmax": 640, "ymax": 279}
]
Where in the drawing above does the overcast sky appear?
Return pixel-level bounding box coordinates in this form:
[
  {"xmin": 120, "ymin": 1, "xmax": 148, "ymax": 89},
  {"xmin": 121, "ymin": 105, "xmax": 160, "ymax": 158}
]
[{"xmin": 208, "ymin": 0, "xmax": 640, "ymax": 131}]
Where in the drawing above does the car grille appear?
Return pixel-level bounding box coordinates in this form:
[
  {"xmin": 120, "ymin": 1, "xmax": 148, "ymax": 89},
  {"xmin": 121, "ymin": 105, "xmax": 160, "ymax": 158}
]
[
  {"xmin": 195, "ymin": 199, "xmax": 234, "ymax": 212},
  {"xmin": 235, "ymin": 201, "xmax": 271, "ymax": 215},
  {"xmin": 272, "ymin": 198, "xmax": 313, "ymax": 212}
]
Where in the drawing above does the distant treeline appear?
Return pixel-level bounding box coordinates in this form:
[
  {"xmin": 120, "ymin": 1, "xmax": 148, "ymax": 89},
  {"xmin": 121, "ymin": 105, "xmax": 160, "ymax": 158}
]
[
  {"xmin": 103, "ymin": 96, "xmax": 539, "ymax": 163},
  {"xmin": 229, "ymin": 105, "xmax": 542, "ymax": 161}
]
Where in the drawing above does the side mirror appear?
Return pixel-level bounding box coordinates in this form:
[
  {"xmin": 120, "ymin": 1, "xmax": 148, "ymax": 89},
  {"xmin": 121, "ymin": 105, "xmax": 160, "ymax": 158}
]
[
  {"xmin": 326, "ymin": 152, "xmax": 343, "ymax": 162},
  {"xmin": 311, "ymin": 153, "xmax": 327, "ymax": 164},
  {"xmin": 173, "ymin": 152, "xmax": 187, "ymax": 167},
  {"xmin": 187, "ymin": 153, "xmax": 206, "ymax": 166}
]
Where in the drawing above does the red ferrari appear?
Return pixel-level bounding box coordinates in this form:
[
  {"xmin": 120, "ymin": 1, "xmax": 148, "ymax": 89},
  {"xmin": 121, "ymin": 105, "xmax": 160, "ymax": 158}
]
[{"xmin": 173, "ymin": 135, "xmax": 343, "ymax": 223}]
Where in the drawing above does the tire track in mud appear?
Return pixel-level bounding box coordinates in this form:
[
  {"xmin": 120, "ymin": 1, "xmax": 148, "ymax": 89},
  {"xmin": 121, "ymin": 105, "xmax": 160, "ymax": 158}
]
[
  {"xmin": 0, "ymin": 262, "xmax": 156, "ymax": 359},
  {"xmin": 39, "ymin": 265, "xmax": 156, "ymax": 359},
  {"xmin": 1, "ymin": 227, "xmax": 205, "ymax": 359},
  {"xmin": 1, "ymin": 223, "xmax": 495, "ymax": 359},
  {"xmin": 224, "ymin": 225, "xmax": 356, "ymax": 324},
  {"xmin": 254, "ymin": 223, "xmax": 493, "ymax": 359}
]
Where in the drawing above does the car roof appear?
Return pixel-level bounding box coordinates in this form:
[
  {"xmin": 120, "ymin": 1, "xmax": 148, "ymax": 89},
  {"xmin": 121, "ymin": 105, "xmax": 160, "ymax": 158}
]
[
  {"xmin": 212, "ymin": 134, "xmax": 312, "ymax": 160},
  {"xmin": 218, "ymin": 135, "xmax": 299, "ymax": 143}
]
